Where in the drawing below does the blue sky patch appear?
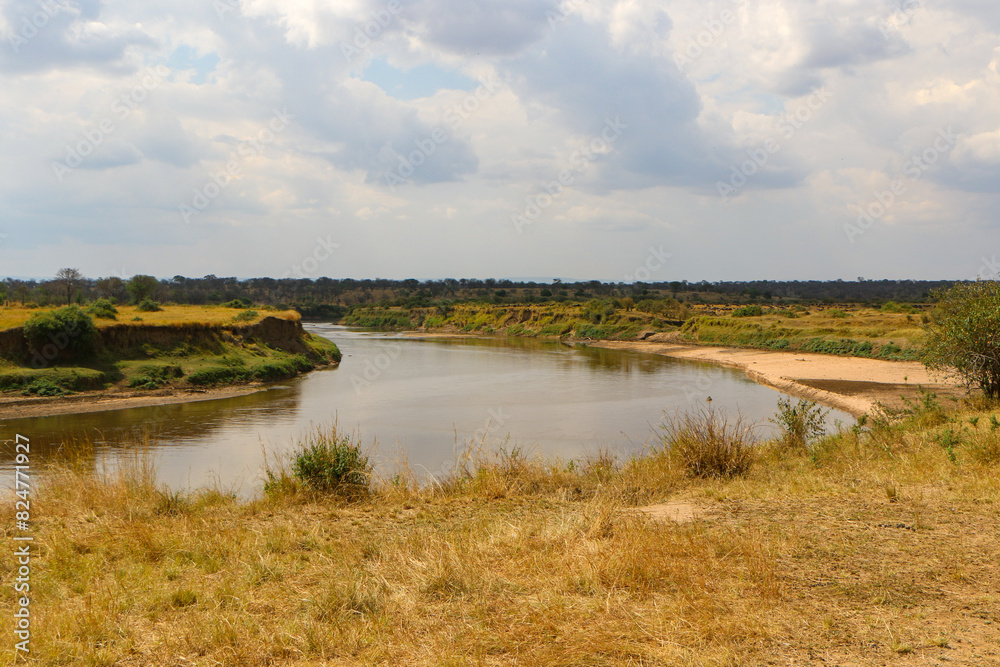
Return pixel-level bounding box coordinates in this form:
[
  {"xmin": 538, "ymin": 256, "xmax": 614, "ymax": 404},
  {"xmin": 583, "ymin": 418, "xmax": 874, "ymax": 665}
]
[
  {"xmin": 361, "ymin": 57, "xmax": 477, "ymax": 100},
  {"xmin": 167, "ymin": 45, "xmax": 220, "ymax": 85}
]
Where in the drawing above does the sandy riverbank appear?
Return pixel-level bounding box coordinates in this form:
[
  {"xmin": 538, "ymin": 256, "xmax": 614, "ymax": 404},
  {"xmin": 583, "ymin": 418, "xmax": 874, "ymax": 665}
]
[{"xmin": 587, "ymin": 339, "xmax": 965, "ymax": 417}]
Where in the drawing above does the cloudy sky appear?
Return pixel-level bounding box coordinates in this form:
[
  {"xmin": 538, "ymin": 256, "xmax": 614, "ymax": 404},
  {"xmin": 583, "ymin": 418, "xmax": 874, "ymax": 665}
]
[{"xmin": 1, "ymin": 0, "xmax": 999, "ymax": 282}]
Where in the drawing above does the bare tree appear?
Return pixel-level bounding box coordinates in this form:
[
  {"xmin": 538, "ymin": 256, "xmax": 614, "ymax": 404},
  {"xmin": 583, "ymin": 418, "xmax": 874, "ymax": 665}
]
[{"xmin": 55, "ymin": 268, "xmax": 83, "ymax": 305}]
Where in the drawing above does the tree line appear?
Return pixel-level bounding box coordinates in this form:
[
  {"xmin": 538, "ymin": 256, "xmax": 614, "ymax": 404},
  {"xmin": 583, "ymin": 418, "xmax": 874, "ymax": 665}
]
[{"xmin": 0, "ymin": 271, "xmax": 964, "ymax": 312}]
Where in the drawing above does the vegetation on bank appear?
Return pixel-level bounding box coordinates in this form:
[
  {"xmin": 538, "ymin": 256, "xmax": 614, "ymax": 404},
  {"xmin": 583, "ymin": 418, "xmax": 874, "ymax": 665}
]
[
  {"xmin": 343, "ymin": 299, "xmax": 689, "ymax": 340},
  {"xmin": 10, "ymin": 391, "xmax": 1000, "ymax": 665},
  {"xmin": 341, "ymin": 300, "xmax": 927, "ymax": 359},
  {"xmin": 0, "ymin": 305, "xmax": 340, "ymax": 396},
  {"xmin": 679, "ymin": 306, "xmax": 925, "ymax": 360}
]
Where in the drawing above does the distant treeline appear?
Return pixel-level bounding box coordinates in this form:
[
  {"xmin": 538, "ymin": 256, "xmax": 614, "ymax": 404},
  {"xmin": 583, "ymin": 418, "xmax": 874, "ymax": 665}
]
[{"xmin": 0, "ymin": 274, "xmax": 964, "ymax": 316}]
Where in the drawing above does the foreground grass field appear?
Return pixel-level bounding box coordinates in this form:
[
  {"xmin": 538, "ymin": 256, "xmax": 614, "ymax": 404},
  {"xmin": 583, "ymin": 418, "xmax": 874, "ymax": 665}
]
[{"xmin": 4, "ymin": 398, "xmax": 999, "ymax": 665}]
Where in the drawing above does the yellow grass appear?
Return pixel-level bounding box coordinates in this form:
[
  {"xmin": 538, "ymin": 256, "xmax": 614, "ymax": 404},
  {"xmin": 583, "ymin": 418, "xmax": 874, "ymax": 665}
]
[
  {"xmin": 0, "ymin": 304, "xmax": 300, "ymax": 331},
  {"xmin": 4, "ymin": 402, "xmax": 1000, "ymax": 666}
]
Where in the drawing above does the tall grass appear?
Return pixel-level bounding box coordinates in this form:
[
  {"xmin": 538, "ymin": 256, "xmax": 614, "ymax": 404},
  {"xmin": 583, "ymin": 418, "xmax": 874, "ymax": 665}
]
[
  {"xmin": 660, "ymin": 408, "xmax": 757, "ymax": 478},
  {"xmin": 17, "ymin": 403, "xmax": 1000, "ymax": 665}
]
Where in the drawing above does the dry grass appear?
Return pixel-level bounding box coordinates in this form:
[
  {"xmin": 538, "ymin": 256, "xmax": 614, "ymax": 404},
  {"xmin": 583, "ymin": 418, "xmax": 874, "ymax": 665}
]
[
  {"xmin": 0, "ymin": 305, "xmax": 299, "ymax": 331},
  {"xmin": 3, "ymin": 408, "xmax": 1000, "ymax": 666}
]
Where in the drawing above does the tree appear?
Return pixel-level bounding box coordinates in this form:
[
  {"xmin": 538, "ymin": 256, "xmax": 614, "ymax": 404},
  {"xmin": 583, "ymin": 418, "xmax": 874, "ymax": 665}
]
[
  {"xmin": 923, "ymin": 281, "xmax": 1000, "ymax": 398},
  {"xmin": 126, "ymin": 275, "xmax": 160, "ymax": 304},
  {"xmin": 55, "ymin": 268, "xmax": 83, "ymax": 305},
  {"xmin": 96, "ymin": 276, "xmax": 128, "ymax": 303}
]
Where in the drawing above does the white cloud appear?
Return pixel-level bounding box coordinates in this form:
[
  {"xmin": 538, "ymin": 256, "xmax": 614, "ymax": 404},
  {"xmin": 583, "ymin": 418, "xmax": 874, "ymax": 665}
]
[{"xmin": 1, "ymin": 0, "xmax": 1000, "ymax": 281}]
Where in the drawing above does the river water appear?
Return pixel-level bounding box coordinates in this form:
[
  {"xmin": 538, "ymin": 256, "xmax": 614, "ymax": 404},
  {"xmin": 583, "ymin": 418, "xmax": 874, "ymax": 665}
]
[{"xmin": 1, "ymin": 326, "xmax": 853, "ymax": 495}]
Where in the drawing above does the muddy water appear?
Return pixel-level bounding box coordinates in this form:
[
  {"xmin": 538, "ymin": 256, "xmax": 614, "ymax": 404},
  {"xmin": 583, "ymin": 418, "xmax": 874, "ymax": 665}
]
[{"xmin": 0, "ymin": 326, "xmax": 853, "ymax": 495}]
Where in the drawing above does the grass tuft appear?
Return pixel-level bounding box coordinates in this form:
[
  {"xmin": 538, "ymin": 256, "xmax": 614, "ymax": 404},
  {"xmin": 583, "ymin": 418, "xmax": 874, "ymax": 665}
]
[{"xmin": 661, "ymin": 408, "xmax": 756, "ymax": 478}]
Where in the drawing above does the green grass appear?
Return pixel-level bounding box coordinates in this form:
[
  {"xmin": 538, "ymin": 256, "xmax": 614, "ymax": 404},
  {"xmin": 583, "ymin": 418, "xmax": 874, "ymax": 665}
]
[
  {"xmin": 0, "ymin": 330, "xmax": 340, "ymax": 395},
  {"xmin": 681, "ymin": 309, "xmax": 923, "ymax": 359},
  {"xmin": 343, "ymin": 302, "xmax": 678, "ymax": 340}
]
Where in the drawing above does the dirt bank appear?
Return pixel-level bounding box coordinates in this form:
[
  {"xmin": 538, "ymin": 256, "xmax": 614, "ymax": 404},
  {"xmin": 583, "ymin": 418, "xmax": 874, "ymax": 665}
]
[{"xmin": 587, "ymin": 339, "xmax": 965, "ymax": 416}]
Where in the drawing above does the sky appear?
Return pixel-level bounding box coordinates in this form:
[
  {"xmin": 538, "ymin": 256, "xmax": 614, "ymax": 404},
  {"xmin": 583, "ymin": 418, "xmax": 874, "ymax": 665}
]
[{"xmin": 2, "ymin": 0, "xmax": 1000, "ymax": 283}]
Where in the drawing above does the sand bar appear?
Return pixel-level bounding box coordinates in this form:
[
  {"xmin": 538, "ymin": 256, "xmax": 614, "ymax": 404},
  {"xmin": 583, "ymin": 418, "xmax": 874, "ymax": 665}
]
[{"xmin": 587, "ymin": 339, "xmax": 965, "ymax": 417}]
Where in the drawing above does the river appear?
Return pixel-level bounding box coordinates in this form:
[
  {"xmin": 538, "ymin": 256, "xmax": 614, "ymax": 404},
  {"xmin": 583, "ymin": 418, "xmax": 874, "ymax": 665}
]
[{"xmin": 0, "ymin": 325, "xmax": 853, "ymax": 495}]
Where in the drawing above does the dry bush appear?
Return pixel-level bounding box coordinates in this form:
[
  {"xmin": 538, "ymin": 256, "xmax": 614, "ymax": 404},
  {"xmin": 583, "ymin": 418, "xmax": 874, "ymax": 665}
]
[{"xmin": 661, "ymin": 408, "xmax": 757, "ymax": 478}]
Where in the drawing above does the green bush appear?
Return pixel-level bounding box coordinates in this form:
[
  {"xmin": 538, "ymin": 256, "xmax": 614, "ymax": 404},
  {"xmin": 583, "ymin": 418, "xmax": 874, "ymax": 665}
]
[
  {"xmin": 136, "ymin": 299, "xmax": 162, "ymax": 312},
  {"xmin": 128, "ymin": 364, "xmax": 184, "ymax": 390},
  {"xmin": 87, "ymin": 298, "xmax": 119, "ymax": 320},
  {"xmin": 286, "ymin": 428, "xmax": 371, "ymax": 496},
  {"xmin": 253, "ymin": 355, "xmax": 313, "ymax": 381},
  {"xmin": 923, "ymin": 282, "xmax": 1000, "ymax": 397},
  {"xmin": 222, "ymin": 298, "xmax": 253, "ymax": 309},
  {"xmin": 233, "ymin": 309, "xmax": 259, "ymax": 322},
  {"xmin": 881, "ymin": 301, "xmax": 916, "ymax": 314},
  {"xmin": 187, "ymin": 366, "xmax": 249, "ymax": 386},
  {"xmin": 20, "ymin": 378, "xmax": 70, "ymax": 397},
  {"xmin": 662, "ymin": 409, "xmax": 756, "ymax": 478},
  {"xmin": 770, "ymin": 398, "xmax": 828, "ymax": 450},
  {"xmin": 731, "ymin": 305, "xmax": 763, "ymax": 317},
  {"xmin": 827, "ymin": 309, "xmax": 849, "ymax": 318},
  {"xmin": 23, "ymin": 306, "xmax": 97, "ymax": 361}
]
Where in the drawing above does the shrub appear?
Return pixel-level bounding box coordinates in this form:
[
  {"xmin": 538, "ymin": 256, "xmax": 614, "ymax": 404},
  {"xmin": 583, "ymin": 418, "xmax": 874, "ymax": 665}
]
[
  {"xmin": 222, "ymin": 298, "xmax": 252, "ymax": 309},
  {"xmin": 186, "ymin": 367, "xmax": 248, "ymax": 386},
  {"xmin": 881, "ymin": 301, "xmax": 916, "ymax": 314},
  {"xmin": 253, "ymin": 355, "xmax": 313, "ymax": 381},
  {"xmin": 770, "ymin": 398, "xmax": 828, "ymax": 450},
  {"xmin": 23, "ymin": 306, "xmax": 97, "ymax": 360},
  {"xmin": 87, "ymin": 298, "xmax": 118, "ymax": 320},
  {"xmin": 287, "ymin": 428, "xmax": 371, "ymax": 496},
  {"xmin": 828, "ymin": 309, "xmax": 849, "ymax": 318},
  {"xmin": 233, "ymin": 309, "xmax": 259, "ymax": 322},
  {"xmin": 21, "ymin": 378, "xmax": 70, "ymax": 396},
  {"xmin": 923, "ymin": 282, "xmax": 1000, "ymax": 397},
  {"xmin": 731, "ymin": 305, "xmax": 763, "ymax": 317},
  {"xmin": 128, "ymin": 364, "xmax": 184, "ymax": 390},
  {"xmin": 136, "ymin": 299, "xmax": 162, "ymax": 312},
  {"xmin": 662, "ymin": 409, "xmax": 756, "ymax": 478}
]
